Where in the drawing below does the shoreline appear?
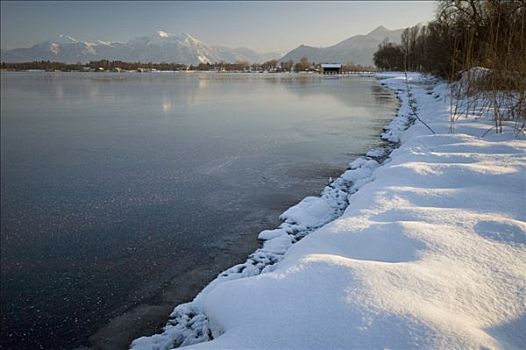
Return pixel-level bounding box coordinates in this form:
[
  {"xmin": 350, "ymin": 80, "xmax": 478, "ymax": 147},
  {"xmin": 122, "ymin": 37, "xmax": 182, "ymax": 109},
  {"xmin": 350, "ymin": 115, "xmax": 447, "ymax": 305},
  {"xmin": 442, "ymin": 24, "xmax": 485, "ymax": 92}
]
[
  {"xmin": 83, "ymin": 74, "xmax": 400, "ymax": 350},
  {"xmin": 155, "ymin": 72, "xmax": 525, "ymax": 349},
  {"xmin": 129, "ymin": 73, "xmax": 410, "ymax": 350}
]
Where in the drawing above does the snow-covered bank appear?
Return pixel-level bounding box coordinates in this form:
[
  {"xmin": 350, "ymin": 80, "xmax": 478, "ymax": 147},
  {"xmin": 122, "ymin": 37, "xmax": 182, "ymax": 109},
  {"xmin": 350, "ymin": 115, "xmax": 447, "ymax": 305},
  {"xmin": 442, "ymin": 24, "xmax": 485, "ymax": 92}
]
[{"xmin": 132, "ymin": 73, "xmax": 525, "ymax": 349}]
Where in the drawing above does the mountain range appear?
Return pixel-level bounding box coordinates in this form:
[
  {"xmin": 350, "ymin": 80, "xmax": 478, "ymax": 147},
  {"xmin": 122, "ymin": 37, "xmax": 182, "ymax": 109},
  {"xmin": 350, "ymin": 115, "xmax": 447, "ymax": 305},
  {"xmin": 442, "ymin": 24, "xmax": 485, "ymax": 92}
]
[
  {"xmin": 279, "ymin": 26, "xmax": 404, "ymax": 66},
  {"xmin": 0, "ymin": 31, "xmax": 282, "ymax": 65},
  {"xmin": 1, "ymin": 26, "xmax": 404, "ymax": 65}
]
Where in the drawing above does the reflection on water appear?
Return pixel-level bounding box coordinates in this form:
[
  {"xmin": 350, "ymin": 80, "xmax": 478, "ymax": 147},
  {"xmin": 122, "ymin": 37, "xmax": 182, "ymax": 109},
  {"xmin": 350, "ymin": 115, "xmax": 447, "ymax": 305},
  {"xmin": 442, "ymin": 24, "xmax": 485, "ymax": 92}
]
[
  {"xmin": 0, "ymin": 72, "xmax": 396, "ymax": 349},
  {"xmin": 162, "ymin": 97, "xmax": 172, "ymax": 113},
  {"xmin": 371, "ymin": 84, "xmax": 395, "ymax": 104}
]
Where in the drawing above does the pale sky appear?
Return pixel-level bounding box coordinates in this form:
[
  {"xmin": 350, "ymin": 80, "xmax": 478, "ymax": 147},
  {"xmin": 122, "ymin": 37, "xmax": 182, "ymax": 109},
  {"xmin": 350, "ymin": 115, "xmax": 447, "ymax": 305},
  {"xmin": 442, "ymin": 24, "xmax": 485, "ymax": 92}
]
[{"xmin": 1, "ymin": 1, "xmax": 437, "ymax": 52}]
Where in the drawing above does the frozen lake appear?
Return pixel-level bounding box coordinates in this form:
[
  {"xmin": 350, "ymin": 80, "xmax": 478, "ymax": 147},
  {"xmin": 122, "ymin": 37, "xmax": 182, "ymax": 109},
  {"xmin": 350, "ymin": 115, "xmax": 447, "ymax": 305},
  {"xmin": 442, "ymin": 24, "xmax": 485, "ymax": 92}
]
[{"xmin": 0, "ymin": 72, "xmax": 396, "ymax": 349}]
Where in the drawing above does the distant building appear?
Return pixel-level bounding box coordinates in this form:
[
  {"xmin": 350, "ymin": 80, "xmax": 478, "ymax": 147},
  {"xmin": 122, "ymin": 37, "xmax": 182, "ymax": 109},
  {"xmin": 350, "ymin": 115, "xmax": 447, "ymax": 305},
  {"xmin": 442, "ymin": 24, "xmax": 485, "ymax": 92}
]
[{"xmin": 321, "ymin": 63, "xmax": 342, "ymax": 75}]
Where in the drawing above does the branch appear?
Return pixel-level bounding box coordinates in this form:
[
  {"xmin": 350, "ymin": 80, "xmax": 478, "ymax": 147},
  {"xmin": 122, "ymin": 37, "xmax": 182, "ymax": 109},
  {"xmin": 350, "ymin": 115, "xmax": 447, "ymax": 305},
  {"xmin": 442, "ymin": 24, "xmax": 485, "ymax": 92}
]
[{"xmin": 404, "ymin": 72, "xmax": 436, "ymax": 134}]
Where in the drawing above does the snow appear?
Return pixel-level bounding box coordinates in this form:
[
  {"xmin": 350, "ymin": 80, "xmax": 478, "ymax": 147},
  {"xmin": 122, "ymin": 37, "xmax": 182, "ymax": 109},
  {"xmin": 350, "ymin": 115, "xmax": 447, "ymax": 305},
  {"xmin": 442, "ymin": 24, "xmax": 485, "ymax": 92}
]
[
  {"xmin": 58, "ymin": 34, "xmax": 79, "ymax": 43},
  {"xmin": 365, "ymin": 147, "xmax": 386, "ymax": 158},
  {"xmin": 131, "ymin": 73, "xmax": 526, "ymax": 350},
  {"xmin": 321, "ymin": 63, "xmax": 343, "ymax": 68},
  {"xmin": 258, "ymin": 228, "xmax": 287, "ymax": 241},
  {"xmin": 197, "ymin": 55, "xmax": 210, "ymax": 64},
  {"xmin": 49, "ymin": 43, "xmax": 60, "ymax": 55},
  {"xmin": 92, "ymin": 40, "xmax": 114, "ymax": 47},
  {"xmin": 280, "ymin": 196, "xmax": 335, "ymax": 228}
]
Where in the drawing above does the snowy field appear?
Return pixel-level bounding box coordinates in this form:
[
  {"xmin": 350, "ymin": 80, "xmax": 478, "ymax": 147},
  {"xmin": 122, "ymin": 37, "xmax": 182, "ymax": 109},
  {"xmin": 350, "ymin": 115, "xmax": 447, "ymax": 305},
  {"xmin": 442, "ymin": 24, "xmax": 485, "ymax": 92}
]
[{"xmin": 132, "ymin": 73, "xmax": 526, "ymax": 349}]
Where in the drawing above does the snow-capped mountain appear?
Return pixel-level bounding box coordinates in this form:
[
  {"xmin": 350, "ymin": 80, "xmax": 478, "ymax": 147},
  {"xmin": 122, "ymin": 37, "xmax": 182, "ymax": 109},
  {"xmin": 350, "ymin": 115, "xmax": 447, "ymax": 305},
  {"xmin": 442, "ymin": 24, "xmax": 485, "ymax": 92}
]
[
  {"xmin": 279, "ymin": 26, "xmax": 405, "ymax": 66},
  {"xmin": 2, "ymin": 34, "xmax": 98, "ymax": 63},
  {"xmin": 0, "ymin": 31, "xmax": 280, "ymax": 64}
]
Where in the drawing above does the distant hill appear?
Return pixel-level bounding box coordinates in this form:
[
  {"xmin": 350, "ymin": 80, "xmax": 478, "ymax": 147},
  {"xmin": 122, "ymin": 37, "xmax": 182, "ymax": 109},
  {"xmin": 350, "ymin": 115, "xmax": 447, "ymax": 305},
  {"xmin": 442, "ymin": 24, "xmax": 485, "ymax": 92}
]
[
  {"xmin": 279, "ymin": 26, "xmax": 404, "ymax": 66},
  {"xmin": 0, "ymin": 31, "xmax": 281, "ymax": 64}
]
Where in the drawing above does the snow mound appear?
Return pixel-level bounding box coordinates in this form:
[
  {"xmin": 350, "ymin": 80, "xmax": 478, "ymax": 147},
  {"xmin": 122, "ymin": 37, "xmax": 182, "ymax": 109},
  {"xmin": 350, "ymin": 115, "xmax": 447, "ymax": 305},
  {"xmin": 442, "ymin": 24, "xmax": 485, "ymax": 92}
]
[
  {"xmin": 280, "ymin": 196, "xmax": 335, "ymax": 228},
  {"xmin": 257, "ymin": 228, "xmax": 287, "ymax": 240}
]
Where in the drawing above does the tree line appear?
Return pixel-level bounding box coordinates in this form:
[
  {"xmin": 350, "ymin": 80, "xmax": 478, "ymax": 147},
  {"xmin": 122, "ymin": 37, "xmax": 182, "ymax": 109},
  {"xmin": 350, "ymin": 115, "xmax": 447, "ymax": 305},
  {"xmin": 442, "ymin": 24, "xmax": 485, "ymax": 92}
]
[
  {"xmin": 0, "ymin": 60, "xmax": 189, "ymax": 72},
  {"xmin": 373, "ymin": 0, "xmax": 525, "ymax": 80},
  {"xmin": 373, "ymin": 0, "xmax": 525, "ymax": 132},
  {"xmin": 1, "ymin": 57, "xmax": 375, "ymax": 73}
]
